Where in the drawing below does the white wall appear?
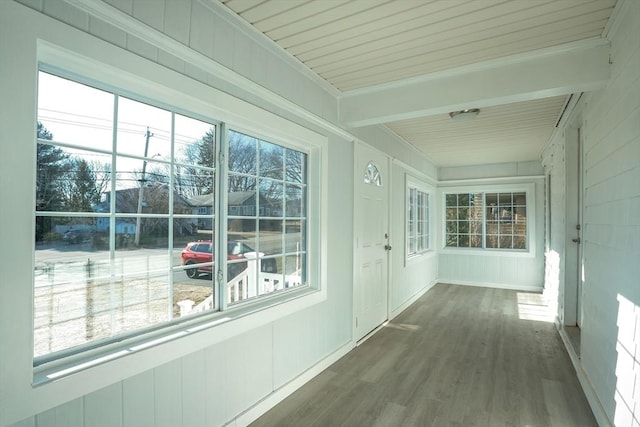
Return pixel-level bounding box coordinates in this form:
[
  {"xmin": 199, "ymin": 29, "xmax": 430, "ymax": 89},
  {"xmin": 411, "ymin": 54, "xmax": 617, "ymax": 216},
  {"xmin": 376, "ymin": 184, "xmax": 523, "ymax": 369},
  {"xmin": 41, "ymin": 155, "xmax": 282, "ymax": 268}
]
[
  {"xmin": 436, "ymin": 163, "xmax": 546, "ymax": 291},
  {"xmin": 580, "ymin": 1, "xmax": 640, "ymax": 424},
  {"xmin": 542, "ymin": 1, "xmax": 640, "ymax": 424},
  {"xmin": 388, "ymin": 162, "xmax": 438, "ymax": 318}
]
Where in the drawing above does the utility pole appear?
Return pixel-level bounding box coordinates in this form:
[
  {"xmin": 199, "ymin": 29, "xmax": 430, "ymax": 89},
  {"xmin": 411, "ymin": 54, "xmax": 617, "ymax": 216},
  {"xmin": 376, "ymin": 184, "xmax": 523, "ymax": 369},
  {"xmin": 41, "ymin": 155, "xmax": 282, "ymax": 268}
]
[{"xmin": 134, "ymin": 127, "xmax": 153, "ymax": 247}]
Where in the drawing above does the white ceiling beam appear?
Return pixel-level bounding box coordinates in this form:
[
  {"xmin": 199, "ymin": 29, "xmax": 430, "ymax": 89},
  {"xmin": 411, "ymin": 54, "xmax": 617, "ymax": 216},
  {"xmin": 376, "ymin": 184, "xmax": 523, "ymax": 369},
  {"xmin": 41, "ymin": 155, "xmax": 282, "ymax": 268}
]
[{"xmin": 339, "ymin": 39, "xmax": 611, "ymax": 127}]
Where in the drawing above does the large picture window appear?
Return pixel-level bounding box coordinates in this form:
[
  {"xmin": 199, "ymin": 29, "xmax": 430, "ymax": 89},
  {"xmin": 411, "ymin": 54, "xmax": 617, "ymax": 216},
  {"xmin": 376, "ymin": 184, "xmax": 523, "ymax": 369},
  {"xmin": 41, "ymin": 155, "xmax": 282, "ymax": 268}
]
[
  {"xmin": 445, "ymin": 191, "xmax": 527, "ymax": 250},
  {"xmin": 407, "ymin": 185, "xmax": 430, "ymax": 256},
  {"xmin": 35, "ymin": 71, "xmax": 308, "ymax": 360}
]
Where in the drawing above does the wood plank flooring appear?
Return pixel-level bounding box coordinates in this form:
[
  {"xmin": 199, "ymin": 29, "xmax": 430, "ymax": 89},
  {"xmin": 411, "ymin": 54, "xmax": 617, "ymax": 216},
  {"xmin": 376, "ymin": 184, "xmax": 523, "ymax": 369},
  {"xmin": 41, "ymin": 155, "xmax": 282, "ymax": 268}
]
[{"xmin": 251, "ymin": 284, "xmax": 597, "ymax": 427}]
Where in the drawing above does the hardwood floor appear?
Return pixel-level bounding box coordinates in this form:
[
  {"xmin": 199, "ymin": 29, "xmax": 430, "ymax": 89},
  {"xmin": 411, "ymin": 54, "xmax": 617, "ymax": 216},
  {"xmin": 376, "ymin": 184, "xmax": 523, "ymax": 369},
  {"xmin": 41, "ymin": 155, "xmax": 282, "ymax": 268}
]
[{"xmin": 251, "ymin": 284, "xmax": 597, "ymax": 427}]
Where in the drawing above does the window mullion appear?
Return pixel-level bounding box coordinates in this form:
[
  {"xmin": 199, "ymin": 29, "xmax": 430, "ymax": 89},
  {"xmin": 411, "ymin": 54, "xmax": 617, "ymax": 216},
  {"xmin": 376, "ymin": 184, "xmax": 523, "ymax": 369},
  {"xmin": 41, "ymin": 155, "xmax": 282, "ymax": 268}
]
[
  {"xmin": 217, "ymin": 123, "xmax": 228, "ymax": 311},
  {"xmin": 167, "ymin": 113, "xmax": 175, "ymax": 318},
  {"xmin": 482, "ymin": 192, "xmax": 487, "ymax": 249}
]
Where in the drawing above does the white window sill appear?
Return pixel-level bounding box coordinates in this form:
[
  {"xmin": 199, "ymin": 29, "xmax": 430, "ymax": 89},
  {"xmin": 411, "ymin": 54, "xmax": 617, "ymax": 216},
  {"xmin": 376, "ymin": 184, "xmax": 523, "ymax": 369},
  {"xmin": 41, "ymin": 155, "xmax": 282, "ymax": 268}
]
[{"xmin": 33, "ymin": 286, "xmax": 323, "ymax": 386}]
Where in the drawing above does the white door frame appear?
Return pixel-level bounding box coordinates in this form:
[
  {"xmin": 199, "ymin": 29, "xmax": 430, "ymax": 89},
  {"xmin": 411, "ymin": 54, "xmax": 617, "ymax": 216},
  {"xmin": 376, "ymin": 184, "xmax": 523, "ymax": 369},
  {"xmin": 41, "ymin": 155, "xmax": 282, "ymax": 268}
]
[{"xmin": 564, "ymin": 108, "xmax": 585, "ymax": 327}]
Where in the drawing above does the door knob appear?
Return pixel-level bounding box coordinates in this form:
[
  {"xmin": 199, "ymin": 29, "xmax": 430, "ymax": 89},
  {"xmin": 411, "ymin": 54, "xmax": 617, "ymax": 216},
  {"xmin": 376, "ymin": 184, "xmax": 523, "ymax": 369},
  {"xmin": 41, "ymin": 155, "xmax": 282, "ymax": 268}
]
[
  {"xmin": 384, "ymin": 244, "xmax": 392, "ymax": 251},
  {"xmin": 571, "ymin": 237, "xmax": 581, "ymax": 243}
]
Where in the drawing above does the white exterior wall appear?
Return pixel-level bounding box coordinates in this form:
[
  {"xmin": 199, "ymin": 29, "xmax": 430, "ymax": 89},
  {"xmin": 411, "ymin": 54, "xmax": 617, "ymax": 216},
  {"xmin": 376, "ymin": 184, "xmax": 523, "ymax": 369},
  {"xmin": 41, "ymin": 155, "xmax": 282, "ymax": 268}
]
[
  {"xmin": 437, "ymin": 162, "xmax": 546, "ymax": 291},
  {"xmin": 542, "ymin": 1, "xmax": 640, "ymax": 425},
  {"xmin": 580, "ymin": 1, "xmax": 640, "ymax": 424}
]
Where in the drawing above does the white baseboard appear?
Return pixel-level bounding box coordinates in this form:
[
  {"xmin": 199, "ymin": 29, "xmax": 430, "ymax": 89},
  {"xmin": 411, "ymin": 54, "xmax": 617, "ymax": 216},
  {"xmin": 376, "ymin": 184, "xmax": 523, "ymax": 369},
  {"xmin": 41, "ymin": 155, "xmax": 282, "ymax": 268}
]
[
  {"xmin": 556, "ymin": 324, "xmax": 612, "ymax": 427},
  {"xmin": 231, "ymin": 340, "xmax": 354, "ymax": 427},
  {"xmin": 439, "ymin": 279, "xmax": 543, "ymax": 293},
  {"xmin": 389, "ymin": 279, "xmax": 438, "ymax": 320}
]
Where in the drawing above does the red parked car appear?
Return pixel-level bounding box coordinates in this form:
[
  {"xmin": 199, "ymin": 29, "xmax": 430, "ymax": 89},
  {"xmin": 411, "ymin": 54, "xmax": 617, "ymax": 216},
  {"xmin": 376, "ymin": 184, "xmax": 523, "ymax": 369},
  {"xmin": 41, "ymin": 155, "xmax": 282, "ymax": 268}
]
[{"xmin": 181, "ymin": 240, "xmax": 277, "ymax": 278}]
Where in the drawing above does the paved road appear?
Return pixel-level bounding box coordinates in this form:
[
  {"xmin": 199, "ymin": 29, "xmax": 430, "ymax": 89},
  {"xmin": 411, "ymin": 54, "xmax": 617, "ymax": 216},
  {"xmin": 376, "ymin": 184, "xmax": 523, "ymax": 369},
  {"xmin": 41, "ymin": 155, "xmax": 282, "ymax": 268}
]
[{"xmin": 34, "ymin": 244, "xmax": 210, "ymax": 288}]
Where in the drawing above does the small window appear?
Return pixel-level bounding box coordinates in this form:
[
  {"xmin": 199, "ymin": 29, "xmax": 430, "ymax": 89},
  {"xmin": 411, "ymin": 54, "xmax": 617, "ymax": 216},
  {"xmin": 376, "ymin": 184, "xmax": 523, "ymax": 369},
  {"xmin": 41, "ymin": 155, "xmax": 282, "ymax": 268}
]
[
  {"xmin": 364, "ymin": 162, "xmax": 382, "ymax": 186},
  {"xmin": 445, "ymin": 191, "xmax": 527, "ymax": 250},
  {"xmin": 407, "ymin": 185, "xmax": 430, "ymax": 256}
]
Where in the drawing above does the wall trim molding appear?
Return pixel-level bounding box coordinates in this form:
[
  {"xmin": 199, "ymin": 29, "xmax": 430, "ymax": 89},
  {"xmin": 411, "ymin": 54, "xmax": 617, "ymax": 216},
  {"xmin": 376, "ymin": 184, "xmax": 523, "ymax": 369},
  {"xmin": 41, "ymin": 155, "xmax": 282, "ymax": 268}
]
[{"xmin": 233, "ymin": 341, "xmax": 354, "ymax": 427}]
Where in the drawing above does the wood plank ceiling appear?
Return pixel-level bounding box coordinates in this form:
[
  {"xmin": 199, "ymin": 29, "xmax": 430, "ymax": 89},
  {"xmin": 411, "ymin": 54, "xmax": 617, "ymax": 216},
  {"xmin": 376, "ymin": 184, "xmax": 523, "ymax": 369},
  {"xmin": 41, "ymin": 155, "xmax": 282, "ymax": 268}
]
[{"xmin": 218, "ymin": 0, "xmax": 618, "ymax": 167}]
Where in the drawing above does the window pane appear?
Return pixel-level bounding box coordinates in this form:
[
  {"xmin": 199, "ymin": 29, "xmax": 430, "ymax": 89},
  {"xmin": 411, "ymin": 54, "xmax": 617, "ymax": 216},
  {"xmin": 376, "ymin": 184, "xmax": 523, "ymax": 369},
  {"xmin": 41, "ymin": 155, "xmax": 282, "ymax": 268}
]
[
  {"xmin": 285, "ymin": 219, "xmax": 305, "ymax": 254},
  {"xmin": 228, "ymin": 180, "xmax": 257, "ymax": 216},
  {"xmin": 117, "ymin": 97, "xmax": 171, "ymax": 158},
  {"xmin": 260, "ymin": 140, "xmax": 284, "ymax": 180},
  {"xmin": 259, "ymin": 179, "xmax": 284, "ymax": 217},
  {"xmin": 228, "ymin": 218, "xmax": 257, "ymax": 250},
  {"xmin": 259, "ymin": 219, "xmax": 284, "ymax": 255},
  {"xmin": 285, "ymin": 184, "xmax": 305, "ymax": 217},
  {"xmin": 284, "ymin": 254, "xmax": 305, "ymax": 287},
  {"xmin": 36, "ymin": 145, "xmax": 112, "ymax": 214},
  {"xmin": 446, "ymin": 194, "xmax": 457, "ymax": 206},
  {"xmin": 37, "ymin": 72, "xmax": 114, "ymax": 151},
  {"xmin": 35, "ymin": 215, "xmax": 98, "ymax": 252},
  {"xmin": 499, "ymin": 235, "xmax": 513, "ymax": 249},
  {"xmin": 457, "ymin": 207, "xmax": 469, "ymax": 220},
  {"xmin": 500, "ymin": 222, "xmax": 514, "ymax": 234},
  {"xmin": 228, "ymin": 131, "xmax": 257, "ymax": 174},
  {"xmin": 285, "ymin": 149, "xmax": 306, "ymax": 184},
  {"xmin": 446, "ymin": 208, "xmax": 457, "ymax": 220},
  {"xmin": 174, "ymin": 114, "xmax": 215, "ymax": 167}
]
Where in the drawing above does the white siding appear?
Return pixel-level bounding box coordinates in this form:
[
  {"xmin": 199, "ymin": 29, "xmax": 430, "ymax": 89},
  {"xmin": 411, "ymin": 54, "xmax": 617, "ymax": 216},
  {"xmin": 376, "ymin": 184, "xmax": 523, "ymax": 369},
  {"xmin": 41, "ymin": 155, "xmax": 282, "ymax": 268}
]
[
  {"xmin": 542, "ymin": 1, "xmax": 640, "ymax": 424},
  {"xmin": 580, "ymin": 1, "xmax": 640, "ymax": 424}
]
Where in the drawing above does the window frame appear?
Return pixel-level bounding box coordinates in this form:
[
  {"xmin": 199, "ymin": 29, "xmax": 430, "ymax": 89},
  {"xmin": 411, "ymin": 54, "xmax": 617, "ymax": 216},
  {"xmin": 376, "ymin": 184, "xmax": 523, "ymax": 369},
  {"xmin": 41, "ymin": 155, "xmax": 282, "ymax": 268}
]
[
  {"xmin": 29, "ymin": 39, "xmax": 327, "ymax": 384},
  {"xmin": 406, "ymin": 177, "xmax": 433, "ymax": 259},
  {"xmin": 439, "ymin": 183, "xmax": 535, "ymax": 257}
]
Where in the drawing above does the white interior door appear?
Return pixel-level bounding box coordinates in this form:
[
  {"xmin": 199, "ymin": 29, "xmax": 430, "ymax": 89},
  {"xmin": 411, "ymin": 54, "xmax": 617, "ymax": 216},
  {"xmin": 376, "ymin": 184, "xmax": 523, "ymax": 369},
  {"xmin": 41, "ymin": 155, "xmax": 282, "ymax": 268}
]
[{"xmin": 354, "ymin": 142, "xmax": 389, "ymax": 342}]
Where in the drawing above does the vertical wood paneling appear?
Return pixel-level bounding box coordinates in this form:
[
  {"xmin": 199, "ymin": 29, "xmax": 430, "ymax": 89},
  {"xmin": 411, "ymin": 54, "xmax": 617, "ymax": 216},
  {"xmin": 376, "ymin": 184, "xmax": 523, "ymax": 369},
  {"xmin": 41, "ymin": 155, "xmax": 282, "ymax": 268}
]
[
  {"xmin": 154, "ymin": 360, "xmax": 183, "ymax": 427},
  {"xmin": 212, "ymin": 13, "xmax": 234, "ymax": 69},
  {"xmin": 232, "ymin": 32, "xmax": 253, "ymax": 79},
  {"xmin": 83, "ymin": 383, "xmax": 122, "ymax": 427},
  {"xmin": 163, "ymin": 0, "xmax": 191, "ymax": 45},
  {"xmin": 181, "ymin": 351, "xmax": 207, "ymax": 427},
  {"xmin": 123, "ymin": 370, "xmax": 155, "ymax": 427},
  {"xmin": 35, "ymin": 398, "xmax": 83, "ymax": 427},
  {"xmin": 579, "ymin": 0, "xmax": 640, "ymax": 424},
  {"xmin": 204, "ymin": 343, "xmax": 228, "ymax": 427},
  {"xmin": 189, "ymin": 0, "xmax": 215, "ymax": 58},
  {"xmin": 132, "ymin": 0, "xmax": 164, "ymax": 31},
  {"xmin": 223, "ymin": 324, "xmax": 274, "ymax": 420},
  {"xmin": 8, "ymin": 418, "xmax": 35, "ymax": 427}
]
